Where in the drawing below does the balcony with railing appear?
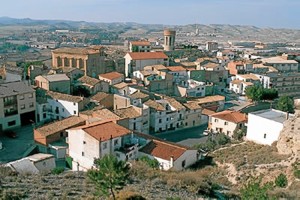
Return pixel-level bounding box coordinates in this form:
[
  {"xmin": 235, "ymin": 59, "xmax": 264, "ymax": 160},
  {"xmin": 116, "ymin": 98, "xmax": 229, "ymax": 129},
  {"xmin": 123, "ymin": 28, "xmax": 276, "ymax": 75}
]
[
  {"xmin": 115, "ymin": 143, "xmax": 139, "ymax": 161},
  {"xmin": 4, "ymin": 96, "xmax": 17, "ymax": 107},
  {"xmin": 4, "ymin": 107, "xmax": 18, "ymax": 117}
]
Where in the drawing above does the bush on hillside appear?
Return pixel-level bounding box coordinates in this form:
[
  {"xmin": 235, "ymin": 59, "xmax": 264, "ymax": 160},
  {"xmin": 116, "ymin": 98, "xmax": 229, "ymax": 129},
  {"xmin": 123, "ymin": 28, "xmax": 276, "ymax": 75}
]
[{"xmin": 275, "ymin": 173, "xmax": 288, "ymax": 188}]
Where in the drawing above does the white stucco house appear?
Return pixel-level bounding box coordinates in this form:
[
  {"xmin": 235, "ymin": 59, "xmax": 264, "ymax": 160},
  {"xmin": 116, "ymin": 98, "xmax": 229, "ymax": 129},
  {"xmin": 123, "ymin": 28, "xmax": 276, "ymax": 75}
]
[
  {"xmin": 139, "ymin": 139, "xmax": 200, "ymax": 170},
  {"xmin": 67, "ymin": 120, "xmax": 134, "ymax": 171},
  {"xmin": 6, "ymin": 153, "xmax": 56, "ymax": 174},
  {"xmin": 124, "ymin": 52, "xmax": 169, "ymax": 77},
  {"xmin": 246, "ymin": 109, "xmax": 294, "ymax": 145},
  {"xmin": 36, "ymin": 90, "xmax": 88, "ymax": 124},
  {"xmin": 175, "ymin": 79, "xmax": 206, "ymax": 97}
]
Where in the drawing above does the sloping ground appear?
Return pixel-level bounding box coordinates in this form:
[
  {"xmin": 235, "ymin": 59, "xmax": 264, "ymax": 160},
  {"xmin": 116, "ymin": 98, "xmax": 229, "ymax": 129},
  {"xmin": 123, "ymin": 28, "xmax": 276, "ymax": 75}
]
[
  {"xmin": 277, "ymin": 110, "xmax": 300, "ymax": 155},
  {"xmin": 211, "ymin": 142, "xmax": 290, "ymax": 187},
  {"xmin": 0, "ymin": 166, "xmax": 217, "ymax": 200}
]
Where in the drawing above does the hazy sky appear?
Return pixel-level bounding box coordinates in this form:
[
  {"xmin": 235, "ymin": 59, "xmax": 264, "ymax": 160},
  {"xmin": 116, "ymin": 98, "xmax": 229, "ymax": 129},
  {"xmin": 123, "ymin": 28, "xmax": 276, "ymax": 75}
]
[{"xmin": 1, "ymin": 0, "xmax": 299, "ymax": 28}]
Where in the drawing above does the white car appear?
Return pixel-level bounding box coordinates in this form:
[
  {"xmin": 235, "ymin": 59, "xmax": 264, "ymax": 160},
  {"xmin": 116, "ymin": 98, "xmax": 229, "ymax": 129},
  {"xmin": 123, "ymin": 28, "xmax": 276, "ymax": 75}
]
[{"xmin": 203, "ymin": 129, "xmax": 210, "ymax": 136}]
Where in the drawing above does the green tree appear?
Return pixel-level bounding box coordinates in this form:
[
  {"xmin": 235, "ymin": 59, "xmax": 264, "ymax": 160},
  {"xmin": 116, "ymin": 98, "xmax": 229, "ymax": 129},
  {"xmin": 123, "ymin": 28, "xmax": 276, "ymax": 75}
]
[
  {"xmin": 276, "ymin": 96, "xmax": 294, "ymax": 113},
  {"xmin": 261, "ymin": 88, "xmax": 278, "ymax": 101},
  {"xmin": 87, "ymin": 155, "xmax": 130, "ymax": 200},
  {"xmin": 275, "ymin": 173, "xmax": 288, "ymax": 188},
  {"xmin": 233, "ymin": 127, "xmax": 247, "ymax": 141},
  {"xmin": 240, "ymin": 178, "xmax": 273, "ymax": 200},
  {"xmin": 245, "ymin": 85, "xmax": 263, "ymax": 102}
]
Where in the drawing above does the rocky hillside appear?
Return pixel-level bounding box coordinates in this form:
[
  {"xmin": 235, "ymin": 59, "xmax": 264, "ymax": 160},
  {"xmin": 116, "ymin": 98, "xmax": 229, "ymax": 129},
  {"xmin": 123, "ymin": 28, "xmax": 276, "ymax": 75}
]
[{"xmin": 277, "ymin": 110, "xmax": 300, "ymax": 155}]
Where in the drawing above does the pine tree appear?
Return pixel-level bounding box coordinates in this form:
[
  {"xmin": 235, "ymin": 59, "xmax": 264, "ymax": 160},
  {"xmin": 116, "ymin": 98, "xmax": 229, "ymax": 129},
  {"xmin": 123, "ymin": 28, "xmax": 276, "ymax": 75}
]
[{"xmin": 87, "ymin": 155, "xmax": 130, "ymax": 200}]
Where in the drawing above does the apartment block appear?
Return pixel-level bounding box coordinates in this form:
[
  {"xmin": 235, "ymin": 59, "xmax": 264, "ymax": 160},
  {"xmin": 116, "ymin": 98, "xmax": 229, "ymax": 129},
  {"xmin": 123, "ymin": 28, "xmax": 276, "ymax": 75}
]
[{"xmin": 0, "ymin": 81, "xmax": 36, "ymax": 131}]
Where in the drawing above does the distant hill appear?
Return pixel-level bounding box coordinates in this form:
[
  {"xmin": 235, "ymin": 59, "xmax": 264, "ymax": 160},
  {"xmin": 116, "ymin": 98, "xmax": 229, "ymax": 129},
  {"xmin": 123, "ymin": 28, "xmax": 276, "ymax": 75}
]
[{"xmin": 0, "ymin": 17, "xmax": 299, "ymax": 43}]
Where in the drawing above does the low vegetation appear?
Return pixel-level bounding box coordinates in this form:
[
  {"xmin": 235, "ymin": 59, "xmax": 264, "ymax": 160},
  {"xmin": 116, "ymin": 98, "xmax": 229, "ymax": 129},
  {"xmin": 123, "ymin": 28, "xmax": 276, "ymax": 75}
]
[
  {"xmin": 240, "ymin": 178, "xmax": 273, "ymax": 200},
  {"xmin": 194, "ymin": 133, "xmax": 231, "ymax": 152},
  {"xmin": 51, "ymin": 167, "xmax": 65, "ymax": 175},
  {"xmin": 211, "ymin": 142, "xmax": 287, "ymax": 169},
  {"xmin": 275, "ymin": 173, "xmax": 288, "ymax": 188}
]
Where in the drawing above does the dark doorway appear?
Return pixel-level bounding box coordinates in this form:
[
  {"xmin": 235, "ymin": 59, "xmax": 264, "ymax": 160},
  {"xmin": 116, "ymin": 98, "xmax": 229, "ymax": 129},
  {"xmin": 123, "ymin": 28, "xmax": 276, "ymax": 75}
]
[{"xmin": 20, "ymin": 111, "xmax": 36, "ymax": 126}]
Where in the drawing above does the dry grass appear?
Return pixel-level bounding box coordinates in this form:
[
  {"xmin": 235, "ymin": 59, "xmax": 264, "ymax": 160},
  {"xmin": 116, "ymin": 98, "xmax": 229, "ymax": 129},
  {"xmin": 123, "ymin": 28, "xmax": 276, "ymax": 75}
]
[
  {"xmin": 211, "ymin": 142, "xmax": 288, "ymax": 169},
  {"xmin": 130, "ymin": 160, "xmax": 230, "ymax": 195}
]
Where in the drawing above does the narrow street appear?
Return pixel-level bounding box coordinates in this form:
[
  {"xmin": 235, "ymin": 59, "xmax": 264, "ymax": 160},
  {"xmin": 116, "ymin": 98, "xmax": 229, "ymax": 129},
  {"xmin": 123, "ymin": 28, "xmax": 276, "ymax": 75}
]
[
  {"xmin": 0, "ymin": 125, "xmax": 35, "ymax": 163},
  {"xmin": 155, "ymin": 124, "xmax": 208, "ymax": 147}
]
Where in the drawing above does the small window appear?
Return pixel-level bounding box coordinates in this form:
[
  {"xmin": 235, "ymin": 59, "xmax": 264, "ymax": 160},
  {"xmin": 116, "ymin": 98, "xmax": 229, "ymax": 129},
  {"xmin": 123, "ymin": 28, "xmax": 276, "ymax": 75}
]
[
  {"xmin": 8, "ymin": 120, "xmax": 16, "ymax": 126},
  {"xmin": 21, "ymin": 104, "xmax": 25, "ymax": 110},
  {"xmin": 20, "ymin": 95, "xmax": 24, "ymax": 100},
  {"xmin": 166, "ymin": 118, "xmax": 169, "ymax": 121},
  {"xmin": 83, "ymin": 141, "xmax": 86, "ymax": 144},
  {"xmin": 114, "ymin": 139, "xmax": 118, "ymax": 146},
  {"xmin": 214, "ymin": 119, "xmax": 218, "ymax": 122},
  {"xmin": 43, "ymin": 113, "xmax": 46, "ymax": 119},
  {"xmin": 264, "ymin": 133, "xmax": 267, "ymax": 139},
  {"xmin": 60, "ymin": 132, "xmax": 63, "ymax": 137},
  {"xmin": 28, "ymin": 93, "xmax": 33, "ymax": 98},
  {"xmin": 224, "ymin": 122, "xmax": 228, "ymax": 125},
  {"xmin": 103, "ymin": 142, "xmax": 107, "ymax": 149},
  {"xmin": 29, "ymin": 102, "xmax": 34, "ymax": 108},
  {"xmin": 159, "ymin": 119, "xmax": 162, "ymax": 123},
  {"xmin": 82, "ymin": 152, "xmax": 85, "ymax": 156},
  {"xmin": 74, "ymin": 111, "xmax": 77, "ymax": 115},
  {"xmin": 73, "ymin": 102, "xmax": 76, "ymax": 106}
]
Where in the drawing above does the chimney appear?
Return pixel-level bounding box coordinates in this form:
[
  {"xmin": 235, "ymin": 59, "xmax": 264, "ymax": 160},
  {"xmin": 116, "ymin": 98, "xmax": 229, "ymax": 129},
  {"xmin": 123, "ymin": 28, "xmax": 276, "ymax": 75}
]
[{"xmin": 170, "ymin": 156, "xmax": 174, "ymax": 168}]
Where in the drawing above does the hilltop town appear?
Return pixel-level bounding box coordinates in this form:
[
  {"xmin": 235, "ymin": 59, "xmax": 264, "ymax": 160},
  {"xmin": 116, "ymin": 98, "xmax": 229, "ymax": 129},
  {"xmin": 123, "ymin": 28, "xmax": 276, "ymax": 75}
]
[{"xmin": 1, "ymin": 18, "xmax": 300, "ymax": 199}]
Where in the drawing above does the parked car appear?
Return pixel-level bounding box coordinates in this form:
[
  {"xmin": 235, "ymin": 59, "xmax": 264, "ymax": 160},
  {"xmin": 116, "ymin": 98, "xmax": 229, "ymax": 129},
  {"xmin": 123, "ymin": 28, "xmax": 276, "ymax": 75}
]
[
  {"xmin": 203, "ymin": 129, "xmax": 210, "ymax": 136},
  {"xmin": 4, "ymin": 130, "xmax": 17, "ymax": 138}
]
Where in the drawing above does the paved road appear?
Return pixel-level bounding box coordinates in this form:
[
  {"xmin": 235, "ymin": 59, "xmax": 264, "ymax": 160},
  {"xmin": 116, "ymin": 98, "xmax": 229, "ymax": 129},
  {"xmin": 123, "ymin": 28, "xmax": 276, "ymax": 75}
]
[
  {"xmin": 0, "ymin": 125, "xmax": 35, "ymax": 163},
  {"xmin": 155, "ymin": 124, "xmax": 209, "ymax": 147}
]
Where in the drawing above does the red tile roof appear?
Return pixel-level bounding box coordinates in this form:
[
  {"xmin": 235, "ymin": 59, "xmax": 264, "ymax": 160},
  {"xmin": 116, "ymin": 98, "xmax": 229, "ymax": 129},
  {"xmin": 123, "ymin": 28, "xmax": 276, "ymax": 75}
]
[
  {"xmin": 72, "ymin": 121, "xmax": 131, "ymax": 142},
  {"xmin": 99, "ymin": 71, "xmax": 124, "ymax": 80},
  {"xmin": 166, "ymin": 66, "xmax": 186, "ymax": 72},
  {"xmin": 139, "ymin": 139, "xmax": 187, "ymax": 161},
  {"xmin": 211, "ymin": 110, "xmax": 247, "ymax": 123},
  {"xmin": 130, "ymin": 41, "xmax": 151, "ymax": 46},
  {"xmin": 127, "ymin": 52, "xmax": 168, "ymax": 60}
]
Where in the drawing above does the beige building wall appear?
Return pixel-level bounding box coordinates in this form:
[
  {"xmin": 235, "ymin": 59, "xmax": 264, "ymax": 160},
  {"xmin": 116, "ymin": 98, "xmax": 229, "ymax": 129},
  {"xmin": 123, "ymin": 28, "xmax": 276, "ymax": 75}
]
[
  {"xmin": 52, "ymin": 50, "xmax": 105, "ymax": 77},
  {"xmin": 209, "ymin": 117, "xmax": 241, "ymax": 137},
  {"xmin": 113, "ymin": 95, "xmax": 131, "ymax": 110},
  {"xmin": 184, "ymin": 109, "xmax": 202, "ymax": 128}
]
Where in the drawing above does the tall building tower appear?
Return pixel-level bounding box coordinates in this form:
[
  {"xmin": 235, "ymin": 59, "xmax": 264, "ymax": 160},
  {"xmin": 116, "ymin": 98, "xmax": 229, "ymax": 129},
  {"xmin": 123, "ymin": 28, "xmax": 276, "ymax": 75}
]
[{"xmin": 164, "ymin": 29, "xmax": 176, "ymax": 51}]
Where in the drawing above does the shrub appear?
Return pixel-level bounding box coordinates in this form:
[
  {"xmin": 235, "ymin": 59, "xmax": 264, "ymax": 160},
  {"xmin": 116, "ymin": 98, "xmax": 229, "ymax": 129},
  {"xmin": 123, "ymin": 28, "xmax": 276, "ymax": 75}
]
[
  {"xmin": 51, "ymin": 167, "xmax": 65, "ymax": 175},
  {"xmin": 0, "ymin": 189, "xmax": 26, "ymax": 199},
  {"xmin": 275, "ymin": 173, "xmax": 288, "ymax": 188},
  {"xmin": 293, "ymin": 169, "xmax": 300, "ymax": 179},
  {"xmin": 240, "ymin": 178, "xmax": 273, "ymax": 200},
  {"xmin": 194, "ymin": 133, "xmax": 230, "ymax": 152},
  {"xmin": 233, "ymin": 127, "xmax": 246, "ymax": 141},
  {"xmin": 139, "ymin": 156, "xmax": 160, "ymax": 169}
]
